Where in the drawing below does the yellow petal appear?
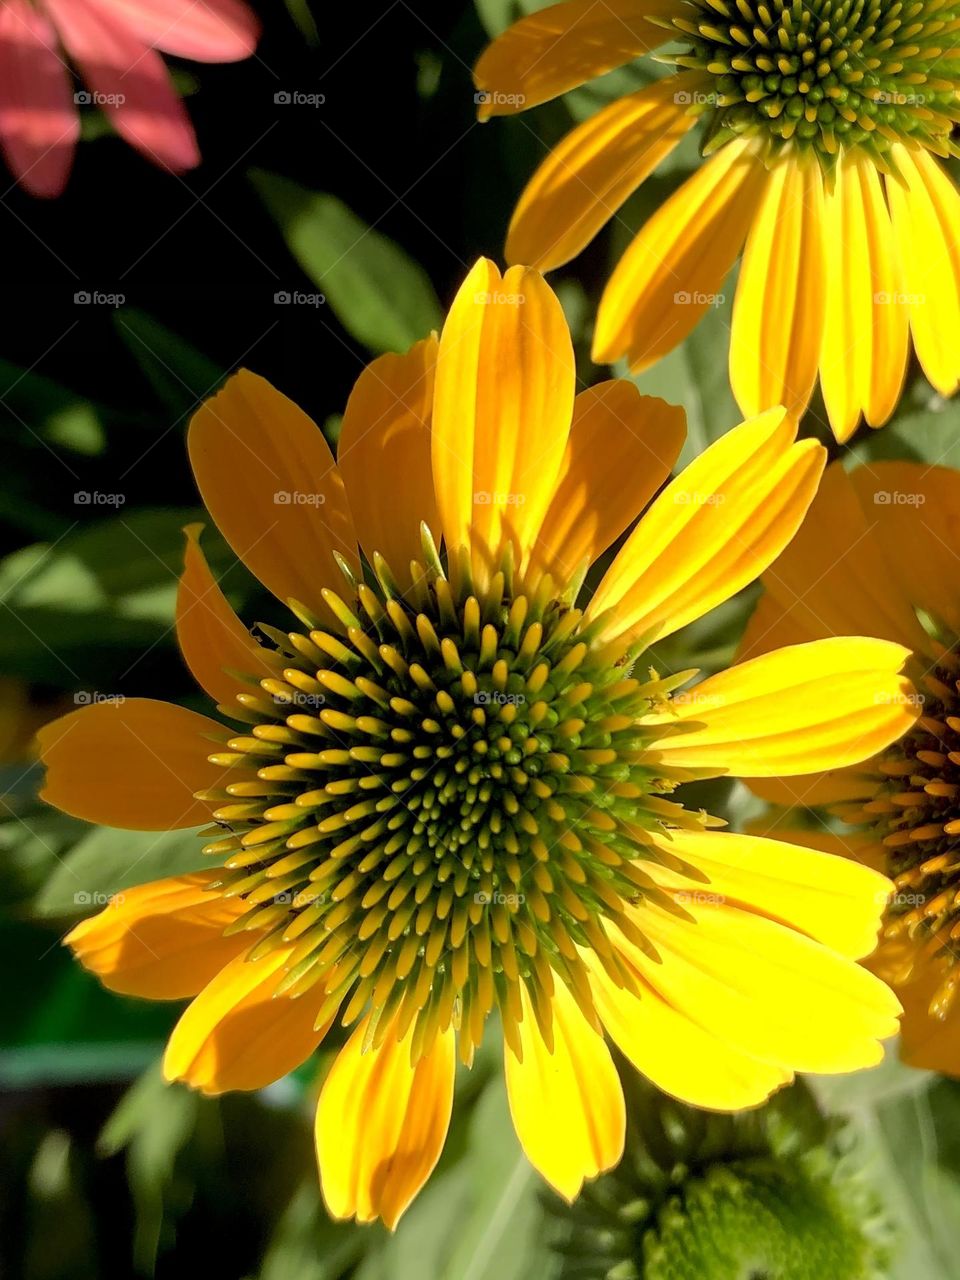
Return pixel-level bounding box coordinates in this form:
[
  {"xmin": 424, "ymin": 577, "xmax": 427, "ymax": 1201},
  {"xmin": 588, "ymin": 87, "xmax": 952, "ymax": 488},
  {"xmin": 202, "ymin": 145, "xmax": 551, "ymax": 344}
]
[
  {"xmin": 316, "ymin": 1018, "xmax": 455, "ymax": 1229},
  {"xmin": 337, "ymin": 336, "xmax": 439, "ymax": 583},
  {"xmin": 819, "ymin": 150, "xmax": 875, "ymax": 441},
  {"xmin": 473, "ymin": 0, "xmax": 678, "ymax": 118},
  {"xmin": 504, "ymin": 980, "xmax": 624, "ymax": 1200},
  {"xmin": 757, "ymin": 461, "xmax": 928, "ymax": 653},
  {"xmin": 37, "ymin": 699, "xmax": 231, "ymax": 830},
  {"xmin": 431, "ymin": 259, "xmax": 574, "ymax": 581},
  {"xmin": 587, "ymin": 410, "xmax": 825, "ymax": 649},
  {"xmin": 857, "ymin": 153, "xmax": 910, "ymax": 426},
  {"xmin": 820, "ymin": 150, "xmax": 908, "ymax": 439},
  {"xmin": 176, "ymin": 524, "xmax": 281, "ymax": 706},
  {"xmin": 65, "ymin": 872, "xmax": 252, "ymax": 999},
  {"xmin": 593, "ymin": 136, "xmax": 768, "ymax": 369},
  {"xmin": 163, "ymin": 946, "xmax": 331, "ymax": 1094},
  {"xmin": 730, "ymin": 151, "xmax": 826, "ymax": 423},
  {"xmin": 645, "ymin": 636, "xmax": 917, "ymax": 776},
  {"xmin": 187, "ymin": 370, "xmax": 358, "ymax": 619},
  {"xmin": 886, "ymin": 145, "xmax": 960, "ymax": 398},
  {"xmin": 627, "ymin": 895, "xmax": 901, "ymax": 1074},
  {"xmin": 634, "ymin": 827, "xmax": 891, "ymax": 958},
  {"xmin": 848, "ymin": 461, "xmax": 960, "ymax": 639},
  {"xmin": 506, "ymin": 73, "xmax": 702, "ymax": 272},
  {"xmin": 529, "ymin": 382, "xmax": 685, "ymax": 588},
  {"xmin": 587, "ymin": 951, "xmax": 791, "ymax": 1111}
]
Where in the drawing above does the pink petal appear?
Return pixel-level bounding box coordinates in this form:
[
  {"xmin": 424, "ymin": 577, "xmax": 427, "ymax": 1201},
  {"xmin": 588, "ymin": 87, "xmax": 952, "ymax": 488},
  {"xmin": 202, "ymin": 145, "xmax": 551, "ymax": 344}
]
[
  {"xmin": 45, "ymin": 0, "xmax": 200, "ymax": 173},
  {"xmin": 94, "ymin": 0, "xmax": 259, "ymax": 63},
  {"xmin": 0, "ymin": 0, "xmax": 78, "ymax": 197}
]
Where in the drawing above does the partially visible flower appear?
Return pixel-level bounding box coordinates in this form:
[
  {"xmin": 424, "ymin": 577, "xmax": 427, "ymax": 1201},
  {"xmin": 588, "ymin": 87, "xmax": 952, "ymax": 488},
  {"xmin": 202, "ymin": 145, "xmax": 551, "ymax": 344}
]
[
  {"xmin": 740, "ymin": 459, "xmax": 960, "ymax": 1075},
  {"xmin": 475, "ymin": 0, "xmax": 960, "ymax": 441},
  {"xmin": 0, "ymin": 0, "xmax": 259, "ymax": 197},
  {"xmin": 554, "ymin": 1076, "xmax": 891, "ymax": 1280},
  {"xmin": 41, "ymin": 261, "xmax": 911, "ymax": 1227}
]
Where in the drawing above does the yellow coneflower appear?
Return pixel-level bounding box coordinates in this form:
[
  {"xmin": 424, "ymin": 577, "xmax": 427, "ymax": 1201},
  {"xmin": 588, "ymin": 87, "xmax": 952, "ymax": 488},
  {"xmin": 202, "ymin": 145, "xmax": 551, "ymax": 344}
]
[
  {"xmin": 474, "ymin": 0, "xmax": 960, "ymax": 442},
  {"xmin": 739, "ymin": 458, "xmax": 960, "ymax": 1075},
  {"xmin": 42, "ymin": 261, "xmax": 912, "ymax": 1227}
]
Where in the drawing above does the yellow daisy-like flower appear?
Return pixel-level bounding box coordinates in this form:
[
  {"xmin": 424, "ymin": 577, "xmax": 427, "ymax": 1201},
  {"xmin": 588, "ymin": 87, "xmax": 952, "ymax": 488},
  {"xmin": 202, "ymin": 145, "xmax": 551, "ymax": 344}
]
[
  {"xmin": 474, "ymin": 0, "xmax": 960, "ymax": 441},
  {"xmin": 739, "ymin": 458, "xmax": 960, "ymax": 1076},
  {"xmin": 42, "ymin": 261, "xmax": 912, "ymax": 1227}
]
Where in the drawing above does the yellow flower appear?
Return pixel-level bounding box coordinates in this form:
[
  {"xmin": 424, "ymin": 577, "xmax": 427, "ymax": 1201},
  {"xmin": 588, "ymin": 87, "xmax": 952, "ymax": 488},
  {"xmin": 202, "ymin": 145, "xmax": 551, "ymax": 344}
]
[
  {"xmin": 474, "ymin": 0, "xmax": 960, "ymax": 442},
  {"xmin": 42, "ymin": 261, "xmax": 911, "ymax": 1227},
  {"xmin": 739, "ymin": 458, "xmax": 960, "ymax": 1076}
]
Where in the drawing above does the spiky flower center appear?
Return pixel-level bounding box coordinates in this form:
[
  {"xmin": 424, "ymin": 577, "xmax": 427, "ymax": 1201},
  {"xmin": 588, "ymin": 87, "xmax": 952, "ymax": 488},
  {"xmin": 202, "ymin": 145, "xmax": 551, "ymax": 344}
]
[
  {"xmin": 850, "ymin": 652, "xmax": 960, "ymax": 1015},
  {"xmin": 195, "ymin": 537, "xmax": 708, "ymax": 1064},
  {"xmin": 670, "ymin": 0, "xmax": 960, "ymax": 161}
]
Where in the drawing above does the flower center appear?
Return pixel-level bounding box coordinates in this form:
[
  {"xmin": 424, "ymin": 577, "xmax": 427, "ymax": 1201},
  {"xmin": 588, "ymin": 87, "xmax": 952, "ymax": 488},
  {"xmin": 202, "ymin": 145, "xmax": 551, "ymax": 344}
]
[
  {"xmin": 196, "ymin": 534, "xmax": 705, "ymax": 1062},
  {"xmin": 852, "ymin": 653, "xmax": 960, "ymax": 1013},
  {"xmin": 670, "ymin": 0, "xmax": 960, "ymax": 161}
]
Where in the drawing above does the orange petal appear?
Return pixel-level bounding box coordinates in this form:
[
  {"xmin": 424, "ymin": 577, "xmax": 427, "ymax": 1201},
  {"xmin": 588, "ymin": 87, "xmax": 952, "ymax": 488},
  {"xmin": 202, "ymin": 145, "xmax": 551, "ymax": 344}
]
[
  {"xmin": 431, "ymin": 259, "xmax": 574, "ymax": 582},
  {"xmin": 38, "ymin": 699, "xmax": 230, "ymax": 829},
  {"xmin": 593, "ymin": 136, "xmax": 768, "ymax": 370},
  {"xmin": 187, "ymin": 370, "xmax": 358, "ymax": 619},
  {"xmin": 473, "ymin": 0, "xmax": 679, "ymax": 117},
  {"xmin": 529, "ymin": 382, "xmax": 685, "ymax": 588},
  {"xmin": 337, "ymin": 336, "xmax": 439, "ymax": 583},
  {"xmin": 504, "ymin": 981, "xmax": 624, "ymax": 1200},
  {"xmin": 163, "ymin": 946, "xmax": 332, "ymax": 1094},
  {"xmin": 65, "ymin": 871, "xmax": 253, "ymax": 999},
  {"xmin": 316, "ymin": 1018, "xmax": 455, "ymax": 1229},
  {"xmin": 506, "ymin": 73, "xmax": 702, "ymax": 272},
  {"xmin": 176, "ymin": 524, "xmax": 282, "ymax": 706}
]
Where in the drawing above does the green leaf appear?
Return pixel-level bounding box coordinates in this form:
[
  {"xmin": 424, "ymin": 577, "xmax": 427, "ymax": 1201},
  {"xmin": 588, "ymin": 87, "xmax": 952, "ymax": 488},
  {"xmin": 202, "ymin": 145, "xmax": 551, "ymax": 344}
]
[
  {"xmin": 113, "ymin": 310, "xmax": 225, "ymax": 422},
  {"xmin": 251, "ymin": 170, "xmax": 443, "ymax": 355},
  {"xmin": 283, "ymin": 0, "xmax": 320, "ymax": 45},
  {"xmin": 100, "ymin": 1064, "xmax": 201, "ymax": 1275},
  {"xmin": 260, "ymin": 1182, "xmax": 367, "ymax": 1280},
  {"xmin": 847, "ymin": 394, "xmax": 960, "ymax": 469},
  {"xmin": 0, "ymin": 509, "xmax": 244, "ymax": 681},
  {"xmin": 0, "ymin": 359, "xmax": 110, "ymax": 458},
  {"xmin": 32, "ymin": 824, "xmax": 210, "ymax": 919}
]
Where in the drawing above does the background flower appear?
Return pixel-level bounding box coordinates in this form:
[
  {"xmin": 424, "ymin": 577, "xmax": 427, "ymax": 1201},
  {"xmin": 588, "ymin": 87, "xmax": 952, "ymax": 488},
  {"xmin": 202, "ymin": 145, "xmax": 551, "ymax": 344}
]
[{"xmin": 0, "ymin": 0, "xmax": 259, "ymax": 196}]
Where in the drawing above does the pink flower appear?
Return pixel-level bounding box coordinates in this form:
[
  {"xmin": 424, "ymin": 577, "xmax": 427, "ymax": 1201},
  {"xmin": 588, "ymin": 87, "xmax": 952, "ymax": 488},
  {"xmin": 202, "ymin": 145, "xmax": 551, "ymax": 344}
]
[{"xmin": 0, "ymin": 0, "xmax": 259, "ymax": 197}]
